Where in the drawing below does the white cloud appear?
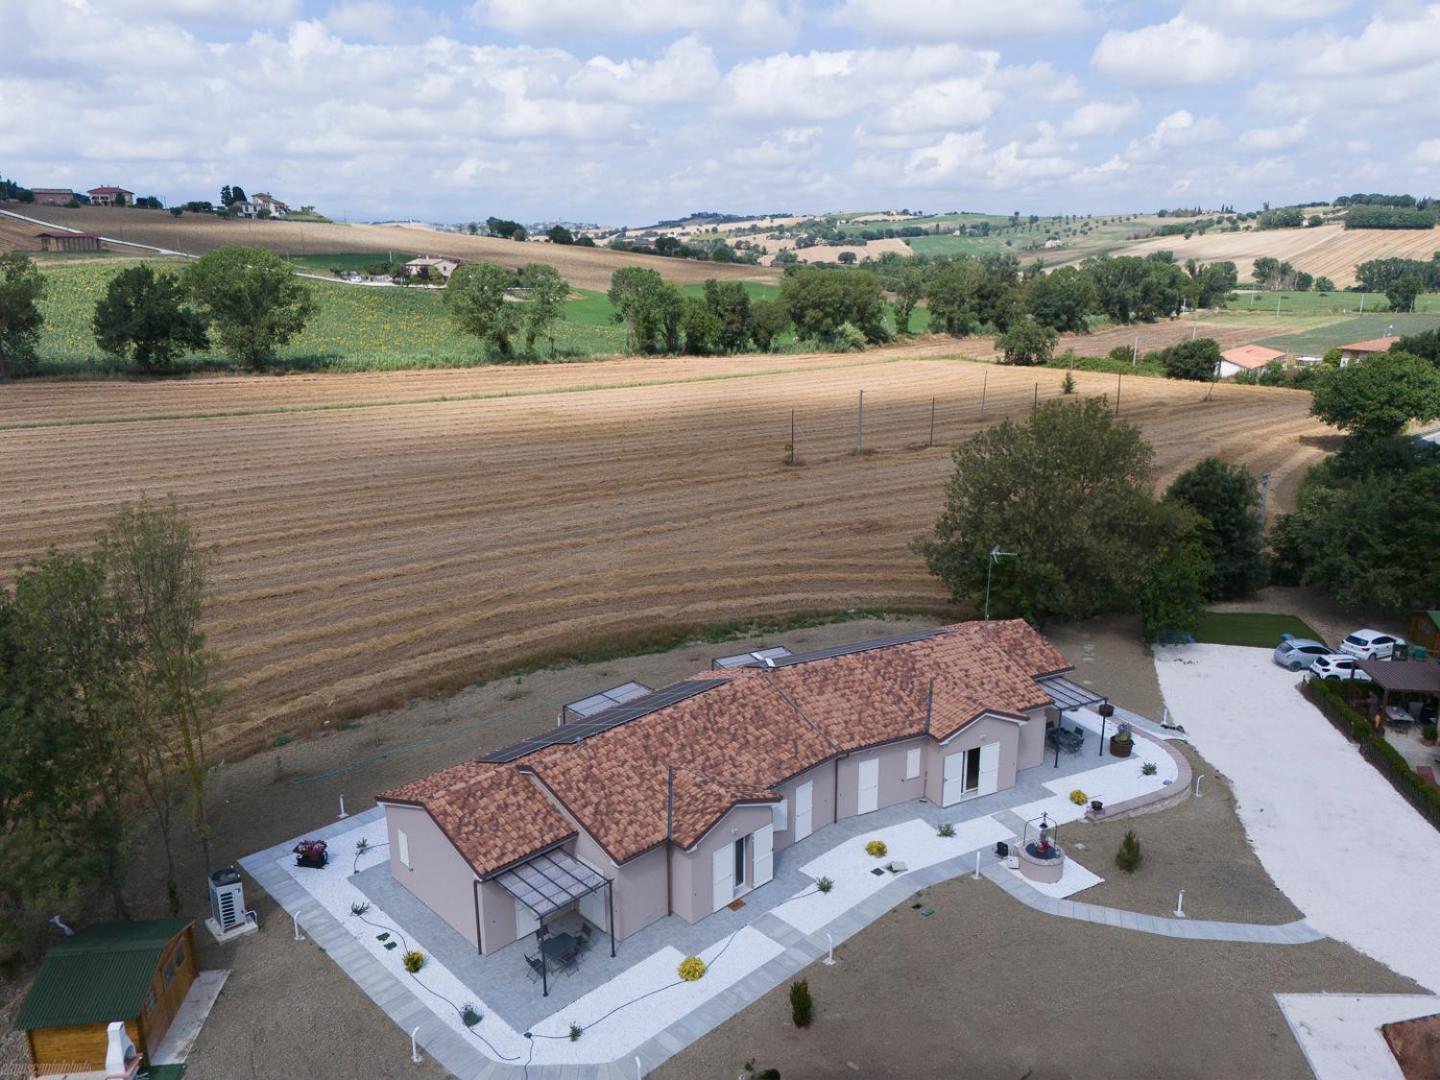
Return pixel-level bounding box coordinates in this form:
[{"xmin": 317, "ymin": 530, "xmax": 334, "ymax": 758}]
[
  {"xmin": 1126, "ymin": 110, "xmax": 1227, "ymax": 160},
  {"xmin": 1092, "ymin": 16, "xmax": 1251, "ymax": 86},
  {"xmin": 1238, "ymin": 117, "xmax": 1311, "ymax": 152},
  {"xmin": 1288, "ymin": 7, "xmax": 1440, "ymax": 77},
  {"xmin": 1062, "ymin": 99, "xmax": 1139, "ymax": 138},
  {"xmin": 323, "ymin": 2, "xmax": 450, "ymax": 41},
  {"xmin": 572, "ymin": 35, "xmax": 719, "ymax": 104},
  {"xmin": 835, "ymin": 0, "xmax": 1091, "ymax": 41},
  {"xmin": 871, "ymin": 76, "xmax": 1002, "ymax": 133},
  {"xmin": 1183, "ymin": 0, "xmax": 1350, "ymax": 20},
  {"xmin": 992, "ymin": 62, "xmax": 1083, "ymax": 104},
  {"xmin": 1415, "ymin": 139, "xmax": 1440, "ymax": 166},
  {"xmin": 473, "ymin": 0, "xmax": 800, "ymax": 46}
]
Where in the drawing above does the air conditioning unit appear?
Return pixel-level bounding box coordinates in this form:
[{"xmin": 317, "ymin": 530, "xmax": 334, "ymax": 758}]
[{"xmin": 209, "ymin": 866, "xmax": 246, "ymax": 932}]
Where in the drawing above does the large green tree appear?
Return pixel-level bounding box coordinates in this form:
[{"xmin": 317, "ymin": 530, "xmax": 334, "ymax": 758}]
[
  {"xmin": 608, "ymin": 267, "xmax": 683, "ymax": 354},
  {"xmin": 186, "ymin": 245, "xmax": 316, "ymax": 370},
  {"xmin": 1163, "ymin": 337, "xmax": 1221, "ymax": 381},
  {"xmin": 1024, "ymin": 265, "xmax": 1096, "ymax": 332},
  {"xmin": 446, "ymin": 262, "xmax": 519, "ymax": 356},
  {"xmin": 994, "ymin": 316, "xmax": 1058, "ymax": 366},
  {"xmin": 780, "ymin": 267, "xmax": 888, "ymax": 345},
  {"xmin": 92, "ymin": 264, "xmax": 209, "ymax": 371},
  {"xmin": 517, "ymin": 263, "xmax": 569, "ymax": 356},
  {"xmin": 894, "ymin": 268, "xmax": 925, "ymax": 333},
  {"xmin": 1386, "ymin": 275, "xmax": 1423, "ymax": 313},
  {"xmin": 920, "ymin": 398, "xmax": 1177, "ymax": 622},
  {"xmin": 0, "ymin": 252, "xmax": 46, "ymax": 379},
  {"xmin": 750, "ymin": 298, "xmax": 791, "ymax": 351},
  {"xmin": 1310, "ymin": 350, "xmax": 1440, "ymax": 439},
  {"xmin": 1165, "ymin": 458, "xmax": 1269, "ymax": 599},
  {"xmin": 1137, "ymin": 520, "xmax": 1213, "ymax": 643},
  {"xmin": 703, "ymin": 280, "xmax": 754, "ymax": 353}
]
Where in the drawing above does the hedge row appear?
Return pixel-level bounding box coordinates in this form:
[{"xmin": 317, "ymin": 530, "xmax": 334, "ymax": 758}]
[{"xmin": 1302, "ymin": 678, "xmax": 1440, "ymax": 830}]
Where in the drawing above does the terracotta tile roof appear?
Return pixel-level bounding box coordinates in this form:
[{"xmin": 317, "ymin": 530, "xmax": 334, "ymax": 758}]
[
  {"xmin": 1340, "ymin": 336, "xmax": 1400, "ymax": 353},
  {"xmin": 381, "ymin": 620, "xmax": 1071, "ymax": 874},
  {"xmin": 377, "ymin": 762, "xmax": 576, "ymax": 877},
  {"xmin": 1220, "ymin": 344, "xmax": 1287, "ymax": 369}
]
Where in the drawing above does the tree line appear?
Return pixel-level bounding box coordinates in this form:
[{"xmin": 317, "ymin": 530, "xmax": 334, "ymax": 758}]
[{"xmin": 1, "ymin": 500, "xmax": 218, "ymax": 960}]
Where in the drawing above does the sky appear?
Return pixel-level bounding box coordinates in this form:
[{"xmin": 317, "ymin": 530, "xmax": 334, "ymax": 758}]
[{"xmin": 4, "ymin": 0, "xmax": 1440, "ymax": 226}]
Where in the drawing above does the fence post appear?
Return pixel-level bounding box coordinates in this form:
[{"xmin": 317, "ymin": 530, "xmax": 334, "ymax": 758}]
[
  {"xmin": 980, "ymin": 370, "xmax": 988, "ymax": 417},
  {"xmin": 928, "ymin": 396, "xmax": 936, "ymax": 447},
  {"xmin": 856, "ymin": 390, "xmax": 864, "ymax": 452}
]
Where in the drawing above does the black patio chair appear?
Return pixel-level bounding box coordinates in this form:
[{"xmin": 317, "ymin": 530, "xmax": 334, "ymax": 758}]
[
  {"xmin": 554, "ymin": 943, "xmax": 581, "ymax": 977},
  {"xmin": 524, "ymin": 953, "xmax": 545, "ymax": 983}
]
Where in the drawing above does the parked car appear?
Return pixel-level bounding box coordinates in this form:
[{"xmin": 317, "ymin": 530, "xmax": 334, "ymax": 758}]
[
  {"xmin": 1309, "ymin": 654, "xmax": 1373, "ymax": 682},
  {"xmin": 1337, "ymin": 629, "xmax": 1406, "ymax": 660},
  {"xmin": 1273, "ymin": 636, "xmax": 1331, "ymax": 671}
]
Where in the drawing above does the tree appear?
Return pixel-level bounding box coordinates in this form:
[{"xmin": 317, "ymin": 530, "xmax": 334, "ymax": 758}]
[
  {"xmin": 1138, "ymin": 523, "xmax": 1212, "ymax": 642},
  {"xmin": 92, "ymin": 265, "xmax": 209, "ymax": 371},
  {"xmin": 0, "ymin": 252, "xmax": 46, "ymax": 379},
  {"xmin": 546, "ymin": 225, "xmax": 575, "ymax": 245},
  {"xmin": 445, "ymin": 262, "xmax": 519, "ymax": 356},
  {"xmin": 1165, "ymin": 458, "xmax": 1269, "ymax": 599},
  {"xmin": 219, "ymin": 185, "xmax": 232, "ymax": 206},
  {"xmin": 517, "ymin": 263, "xmax": 568, "ymax": 356},
  {"xmin": 894, "ymin": 268, "xmax": 924, "ymax": 333},
  {"xmin": 779, "ymin": 267, "xmax": 887, "ymax": 345},
  {"xmin": 1314, "ymin": 276, "xmax": 1335, "ymax": 293},
  {"xmin": 1392, "ymin": 328, "xmax": 1440, "ymax": 367},
  {"xmin": 608, "ymin": 267, "xmax": 683, "ymax": 354},
  {"xmin": 1024, "ymin": 265, "xmax": 1096, "ymax": 332},
  {"xmin": 751, "ymin": 298, "xmax": 790, "ymax": 351},
  {"xmin": 486, "ymin": 216, "xmax": 528, "ymax": 241},
  {"xmin": 994, "ymin": 316, "xmax": 1058, "ymax": 366},
  {"xmin": 98, "ymin": 499, "xmax": 219, "ymax": 879},
  {"xmin": 1310, "ymin": 350, "xmax": 1440, "ymax": 439},
  {"xmin": 1386, "ymin": 274, "xmax": 1423, "ymax": 313},
  {"xmin": 680, "ymin": 296, "xmax": 721, "ymax": 354},
  {"xmin": 920, "ymin": 398, "xmax": 1175, "ymax": 622},
  {"xmin": 1162, "ymin": 337, "xmax": 1221, "ymax": 381},
  {"xmin": 186, "ymin": 245, "xmax": 316, "ymax": 370},
  {"xmin": 703, "ymin": 280, "xmax": 754, "ymax": 352}
]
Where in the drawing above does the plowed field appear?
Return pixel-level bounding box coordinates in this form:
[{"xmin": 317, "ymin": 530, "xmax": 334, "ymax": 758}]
[
  {"xmin": 1116, "ymin": 223, "xmax": 1440, "ymax": 289},
  {"xmin": 0, "ymin": 351, "xmax": 1331, "ymax": 752}
]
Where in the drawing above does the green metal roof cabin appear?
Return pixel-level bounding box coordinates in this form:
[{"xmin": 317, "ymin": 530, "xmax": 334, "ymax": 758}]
[{"xmin": 14, "ymin": 917, "xmax": 196, "ymax": 1074}]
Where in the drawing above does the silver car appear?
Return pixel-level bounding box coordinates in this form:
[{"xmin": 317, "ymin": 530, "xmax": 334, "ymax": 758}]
[{"xmin": 1273, "ymin": 636, "xmax": 1331, "ymax": 671}]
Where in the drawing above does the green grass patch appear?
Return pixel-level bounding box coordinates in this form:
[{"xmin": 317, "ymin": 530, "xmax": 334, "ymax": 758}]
[
  {"xmin": 1226, "ymin": 290, "xmax": 1394, "ymax": 314},
  {"xmin": 1045, "ymin": 352, "xmax": 1166, "ymax": 378},
  {"xmin": 282, "ymin": 251, "xmax": 416, "ymax": 274},
  {"xmin": 1258, "ymin": 313, "xmax": 1440, "ymax": 356},
  {"xmin": 1193, "ymin": 611, "xmax": 1324, "ymax": 648}
]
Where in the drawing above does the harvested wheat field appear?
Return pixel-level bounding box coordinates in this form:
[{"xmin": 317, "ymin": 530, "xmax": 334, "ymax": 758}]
[
  {"xmin": 0, "ymin": 352, "xmax": 1333, "ymax": 754},
  {"xmin": 1116, "ymin": 222, "xmax": 1440, "ymax": 288},
  {"xmin": 0, "ymin": 206, "xmax": 780, "ymax": 292}
]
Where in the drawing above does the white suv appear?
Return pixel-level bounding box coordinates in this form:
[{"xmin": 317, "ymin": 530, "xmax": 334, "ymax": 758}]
[
  {"xmin": 1337, "ymin": 629, "xmax": 1406, "ymax": 660},
  {"xmin": 1310, "ymin": 654, "xmax": 1373, "ymax": 682}
]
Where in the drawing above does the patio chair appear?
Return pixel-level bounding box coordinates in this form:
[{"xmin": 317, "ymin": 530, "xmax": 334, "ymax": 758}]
[
  {"xmin": 554, "ymin": 943, "xmax": 581, "ymax": 977},
  {"xmin": 524, "ymin": 953, "xmax": 545, "ymax": 983}
]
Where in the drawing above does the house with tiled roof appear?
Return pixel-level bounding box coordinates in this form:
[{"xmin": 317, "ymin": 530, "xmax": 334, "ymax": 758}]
[
  {"xmin": 376, "ymin": 620, "xmax": 1082, "ymax": 955},
  {"xmin": 87, "ymin": 186, "xmax": 133, "ymax": 207},
  {"xmin": 1338, "ymin": 336, "xmax": 1399, "ymax": 365},
  {"xmin": 1217, "ymin": 343, "xmax": 1286, "ymax": 378}
]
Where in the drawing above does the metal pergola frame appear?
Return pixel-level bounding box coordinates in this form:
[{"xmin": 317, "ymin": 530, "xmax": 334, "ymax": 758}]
[
  {"xmin": 1038, "ymin": 676, "xmax": 1110, "ymax": 767},
  {"xmin": 494, "ymin": 850, "xmax": 616, "ymax": 998}
]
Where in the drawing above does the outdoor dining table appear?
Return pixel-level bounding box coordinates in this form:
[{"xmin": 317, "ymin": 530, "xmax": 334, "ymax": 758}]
[{"xmin": 541, "ymin": 933, "xmax": 578, "ymax": 965}]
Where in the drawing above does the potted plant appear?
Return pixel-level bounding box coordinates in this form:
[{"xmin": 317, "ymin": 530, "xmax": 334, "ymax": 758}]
[
  {"xmin": 1109, "ymin": 722, "xmax": 1134, "ymax": 758},
  {"xmin": 1090, "ymin": 799, "xmax": 1103, "ymax": 814}
]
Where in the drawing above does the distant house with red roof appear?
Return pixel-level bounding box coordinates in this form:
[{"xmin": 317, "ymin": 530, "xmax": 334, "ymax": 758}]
[
  {"xmin": 87, "ymin": 186, "xmax": 133, "ymax": 207},
  {"xmin": 1338, "ymin": 336, "xmax": 1400, "ymax": 366},
  {"xmin": 1218, "ymin": 344, "xmax": 1287, "ymax": 379}
]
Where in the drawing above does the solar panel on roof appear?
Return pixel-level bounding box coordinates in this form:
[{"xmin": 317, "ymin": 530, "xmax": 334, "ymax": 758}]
[
  {"xmin": 560, "ymin": 680, "xmax": 653, "ymax": 724},
  {"xmin": 711, "ymin": 645, "xmax": 793, "ymax": 670},
  {"xmin": 768, "ymin": 627, "xmax": 947, "ymax": 667},
  {"xmin": 480, "ymin": 678, "xmax": 728, "ymax": 764}
]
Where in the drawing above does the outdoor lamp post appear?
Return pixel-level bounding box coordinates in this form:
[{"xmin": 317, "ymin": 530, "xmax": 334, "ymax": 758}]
[{"xmin": 1097, "ymin": 701, "xmax": 1114, "ymax": 757}]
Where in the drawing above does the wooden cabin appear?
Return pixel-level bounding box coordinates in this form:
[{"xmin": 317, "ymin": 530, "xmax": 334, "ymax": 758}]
[
  {"xmin": 14, "ymin": 918, "xmax": 196, "ymax": 1073},
  {"xmin": 1411, "ymin": 611, "xmax": 1440, "ymax": 656}
]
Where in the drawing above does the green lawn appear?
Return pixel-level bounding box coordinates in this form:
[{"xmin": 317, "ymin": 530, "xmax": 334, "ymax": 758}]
[
  {"xmin": 282, "ymin": 250, "xmax": 415, "ymax": 274},
  {"xmin": 1258, "ymin": 313, "xmax": 1440, "ymax": 356},
  {"xmin": 1193, "ymin": 611, "xmax": 1325, "ymax": 648},
  {"xmin": 1226, "ymin": 290, "xmax": 1393, "ymax": 314}
]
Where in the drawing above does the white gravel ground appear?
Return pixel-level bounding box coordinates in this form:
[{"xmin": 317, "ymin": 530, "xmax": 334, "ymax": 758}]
[
  {"xmin": 1277, "ymin": 993, "xmax": 1440, "ymax": 1080},
  {"xmin": 1000, "ymin": 856, "xmax": 1104, "ymax": 899},
  {"xmin": 1156, "ymin": 644, "xmax": 1440, "ymax": 994},
  {"xmin": 769, "ymin": 816, "xmax": 1011, "ymax": 934},
  {"xmin": 1010, "ymin": 723, "xmax": 1177, "ymax": 829}
]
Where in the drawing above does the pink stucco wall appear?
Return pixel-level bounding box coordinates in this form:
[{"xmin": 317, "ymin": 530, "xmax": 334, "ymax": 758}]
[
  {"xmin": 384, "ymin": 803, "xmax": 479, "ymax": 948},
  {"xmin": 670, "ymin": 803, "xmax": 775, "ymax": 923},
  {"xmin": 770, "ymin": 759, "xmax": 837, "ymax": 853}
]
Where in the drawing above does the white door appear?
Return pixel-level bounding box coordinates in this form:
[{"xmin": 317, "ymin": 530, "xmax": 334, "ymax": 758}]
[
  {"xmin": 942, "ymin": 752, "xmax": 967, "ymax": 806},
  {"xmin": 515, "ymin": 897, "xmax": 540, "ymax": 939},
  {"xmin": 794, "ymin": 781, "xmax": 814, "ymax": 841},
  {"xmin": 712, "ymin": 844, "xmax": 734, "ymax": 913},
  {"xmin": 856, "ymin": 758, "xmax": 879, "ymax": 815},
  {"xmin": 978, "ymin": 742, "xmax": 1000, "ymax": 796},
  {"xmin": 752, "ymin": 824, "xmax": 774, "ymax": 887}
]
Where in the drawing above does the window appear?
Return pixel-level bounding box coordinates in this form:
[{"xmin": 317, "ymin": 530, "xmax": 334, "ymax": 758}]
[
  {"xmin": 734, "ymin": 837, "xmax": 746, "ymax": 887},
  {"xmin": 397, "ymin": 829, "xmax": 410, "ymax": 868},
  {"xmin": 904, "ymin": 747, "xmax": 921, "ymax": 781},
  {"xmin": 772, "ymin": 797, "xmax": 788, "ymax": 832}
]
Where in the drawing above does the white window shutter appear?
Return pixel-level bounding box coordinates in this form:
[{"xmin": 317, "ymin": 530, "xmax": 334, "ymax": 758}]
[
  {"xmin": 712, "ymin": 845, "xmax": 734, "ymax": 913},
  {"xmin": 752, "ymin": 824, "xmax": 774, "ymax": 886},
  {"xmin": 978, "ymin": 742, "xmax": 1000, "ymax": 795},
  {"xmin": 397, "ymin": 829, "xmax": 410, "ymax": 868},
  {"xmin": 905, "ymin": 747, "xmax": 921, "ymax": 780},
  {"xmin": 772, "ymin": 797, "xmax": 788, "ymax": 832}
]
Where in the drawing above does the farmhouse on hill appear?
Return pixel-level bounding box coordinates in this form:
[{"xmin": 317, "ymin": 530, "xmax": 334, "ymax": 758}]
[
  {"xmin": 87, "ymin": 185, "xmax": 133, "ymax": 207},
  {"xmin": 253, "ymin": 191, "xmax": 289, "ymax": 216},
  {"xmin": 1338, "ymin": 336, "xmax": 1400, "ymax": 365},
  {"xmin": 13, "ymin": 917, "xmax": 197, "ymax": 1074},
  {"xmin": 1217, "ymin": 343, "xmax": 1287, "ymax": 378},
  {"xmin": 376, "ymin": 621, "xmax": 1095, "ymax": 956},
  {"xmin": 35, "ymin": 230, "xmax": 102, "ymax": 253},
  {"xmin": 31, "ymin": 187, "xmax": 75, "ymax": 206},
  {"xmin": 402, "ymin": 255, "xmax": 462, "ymax": 281}
]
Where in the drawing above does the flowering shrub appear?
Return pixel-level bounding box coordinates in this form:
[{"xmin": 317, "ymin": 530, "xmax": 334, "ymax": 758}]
[
  {"xmin": 678, "ymin": 955, "xmax": 707, "ymax": 981},
  {"xmin": 402, "ymin": 950, "xmax": 425, "ymax": 973},
  {"xmin": 865, "ymin": 839, "xmax": 888, "ymax": 858},
  {"xmin": 1069, "ymin": 789, "xmax": 1088, "ymax": 805}
]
